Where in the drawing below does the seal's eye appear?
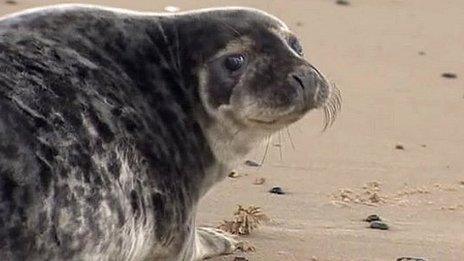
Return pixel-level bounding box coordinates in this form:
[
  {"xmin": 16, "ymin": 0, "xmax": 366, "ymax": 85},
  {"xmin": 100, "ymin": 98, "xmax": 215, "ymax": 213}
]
[
  {"xmin": 289, "ymin": 36, "xmax": 303, "ymax": 56},
  {"xmin": 224, "ymin": 54, "xmax": 246, "ymax": 71}
]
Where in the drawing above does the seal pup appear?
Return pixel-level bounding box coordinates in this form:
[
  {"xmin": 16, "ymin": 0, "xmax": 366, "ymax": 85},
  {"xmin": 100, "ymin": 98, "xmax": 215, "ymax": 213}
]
[{"xmin": 0, "ymin": 4, "xmax": 340, "ymax": 260}]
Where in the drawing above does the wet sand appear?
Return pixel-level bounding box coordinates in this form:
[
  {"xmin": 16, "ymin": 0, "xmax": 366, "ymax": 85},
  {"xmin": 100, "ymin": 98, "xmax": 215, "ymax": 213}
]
[{"xmin": 2, "ymin": 1, "xmax": 463, "ymax": 260}]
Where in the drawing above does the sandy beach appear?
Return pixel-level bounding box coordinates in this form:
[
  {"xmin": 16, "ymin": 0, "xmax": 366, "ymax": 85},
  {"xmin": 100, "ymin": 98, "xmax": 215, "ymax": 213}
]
[{"xmin": 2, "ymin": 0, "xmax": 463, "ymax": 260}]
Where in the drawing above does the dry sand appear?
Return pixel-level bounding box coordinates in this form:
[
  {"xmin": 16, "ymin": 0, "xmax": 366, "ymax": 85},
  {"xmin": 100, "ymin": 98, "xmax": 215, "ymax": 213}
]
[{"xmin": 2, "ymin": 0, "xmax": 463, "ymax": 260}]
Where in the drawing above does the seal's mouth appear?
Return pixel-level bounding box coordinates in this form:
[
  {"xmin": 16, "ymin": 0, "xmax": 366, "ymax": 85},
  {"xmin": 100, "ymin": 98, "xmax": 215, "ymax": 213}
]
[
  {"xmin": 245, "ymin": 112, "xmax": 304, "ymax": 128},
  {"xmin": 247, "ymin": 118, "xmax": 277, "ymax": 125},
  {"xmin": 245, "ymin": 82, "xmax": 341, "ymax": 130}
]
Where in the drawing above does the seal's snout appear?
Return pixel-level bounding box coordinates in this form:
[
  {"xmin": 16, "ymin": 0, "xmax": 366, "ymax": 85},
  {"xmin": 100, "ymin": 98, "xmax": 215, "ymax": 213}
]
[
  {"xmin": 291, "ymin": 66, "xmax": 330, "ymax": 110},
  {"xmin": 288, "ymin": 64, "xmax": 341, "ymax": 130}
]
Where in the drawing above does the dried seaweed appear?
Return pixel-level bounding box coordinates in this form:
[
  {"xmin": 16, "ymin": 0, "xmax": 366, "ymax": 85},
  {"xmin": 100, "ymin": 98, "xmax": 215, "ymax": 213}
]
[{"xmin": 218, "ymin": 205, "xmax": 268, "ymax": 235}]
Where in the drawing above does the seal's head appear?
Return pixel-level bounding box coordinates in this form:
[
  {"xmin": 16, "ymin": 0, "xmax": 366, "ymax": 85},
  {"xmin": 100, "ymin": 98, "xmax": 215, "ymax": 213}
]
[{"xmin": 181, "ymin": 8, "xmax": 340, "ymax": 134}]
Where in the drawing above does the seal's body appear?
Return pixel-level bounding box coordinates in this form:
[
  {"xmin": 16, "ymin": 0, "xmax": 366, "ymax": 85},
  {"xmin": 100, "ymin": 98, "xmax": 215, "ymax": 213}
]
[{"xmin": 0, "ymin": 5, "xmax": 339, "ymax": 260}]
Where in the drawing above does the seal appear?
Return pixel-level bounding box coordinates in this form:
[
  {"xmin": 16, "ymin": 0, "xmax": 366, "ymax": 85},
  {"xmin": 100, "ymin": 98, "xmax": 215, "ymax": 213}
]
[{"xmin": 0, "ymin": 4, "xmax": 340, "ymax": 260}]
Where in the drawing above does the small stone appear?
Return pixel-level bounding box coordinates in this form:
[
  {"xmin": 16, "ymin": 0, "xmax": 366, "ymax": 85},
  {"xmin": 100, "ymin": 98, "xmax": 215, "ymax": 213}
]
[
  {"xmin": 459, "ymin": 181, "xmax": 464, "ymax": 186},
  {"xmin": 441, "ymin": 73, "xmax": 457, "ymax": 79},
  {"xmin": 370, "ymin": 221, "xmax": 389, "ymax": 230},
  {"xmin": 228, "ymin": 171, "xmax": 239, "ymax": 178},
  {"xmin": 296, "ymin": 21, "xmax": 304, "ymax": 27},
  {"xmin": 421, "ymin": 144, "xmax": 427, "ymax": 148},
  {"xmin": 369, "ymin": 193, "xmax": 381, "ymax": 203},
  {"xmin": 364, "ymin": 214, "xmax": 381, "ymax": 222},
  {"xmin": 233, "ymin": 257, "xmax": 248, "ymax": 261},
  {"xmin": 396, "ymin": 257, "xmax": 426, "ymax": 261},
  {"xmin": 164, "ymin": 6, "xmax": 179, "ymax": 12},
  {"xmin": 269, "ymin": 187, "xmax": 285, "ymax": 195},
  {"xmin": 5, "ymin": 0, "xmax": 17, "ymax": 4},
  {"xmin": 395, "ymin": 144, "xmax": 405, "ymax": 150},
  {"xmin": 245, "ymin": 160, "xmax": 260, "ymax": 167},
  {"xmin": 253, "ymin": 177, "xmax": 266, "ymax": 185},
  {"xmin": 336, "ymin": 0, "xmax": 350, "ymax": 6},
  {"xmin": 418, "ymin": 51, "xmax": 426, "ymax": 56}
]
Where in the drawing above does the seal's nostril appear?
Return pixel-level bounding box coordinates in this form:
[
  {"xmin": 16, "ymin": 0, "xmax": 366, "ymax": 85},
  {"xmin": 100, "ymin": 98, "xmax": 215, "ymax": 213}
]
[{"xmin": 292, "ymin": 75, "xmax": 305, "ymax": 91}]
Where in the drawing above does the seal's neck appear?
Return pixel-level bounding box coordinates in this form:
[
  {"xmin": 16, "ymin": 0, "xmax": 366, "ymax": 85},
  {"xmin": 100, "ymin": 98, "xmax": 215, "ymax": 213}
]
[
  {"xmin": 198, "ymin": 113, "xmax": 270, "ymax": 168},
  {"xmin": 194, "ymin": 116, "xmax": 268, "ymax": 195}
]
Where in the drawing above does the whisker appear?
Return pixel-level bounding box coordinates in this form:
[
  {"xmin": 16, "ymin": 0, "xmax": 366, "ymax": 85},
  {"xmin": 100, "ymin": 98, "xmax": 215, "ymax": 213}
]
[
  {"xmin": 321, "ymin": 82, "xmax": 341, "ymax": 132},
  {"xmin": 285, "ymin": 127, "xmax": 296, "ymax": 150},
  {"xmin": 258, "ymin": 135, "xmax": 271, "ymax": 168},
  {"xmin": 322, "ymin": 105, "xmax": 331, "ymax": 131}
]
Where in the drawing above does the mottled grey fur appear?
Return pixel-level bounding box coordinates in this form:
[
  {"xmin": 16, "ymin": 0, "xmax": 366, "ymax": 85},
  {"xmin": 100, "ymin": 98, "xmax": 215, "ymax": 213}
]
[{"xmin": 0, "ymin": 4, "xmax": 338, "ymax": 260}]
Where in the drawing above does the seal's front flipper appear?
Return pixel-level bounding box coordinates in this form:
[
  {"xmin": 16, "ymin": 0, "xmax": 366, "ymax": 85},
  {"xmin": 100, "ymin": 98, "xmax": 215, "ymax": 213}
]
[{"xmin": 194, "ymin": 227, "xmax": 241, "ymax": 260}]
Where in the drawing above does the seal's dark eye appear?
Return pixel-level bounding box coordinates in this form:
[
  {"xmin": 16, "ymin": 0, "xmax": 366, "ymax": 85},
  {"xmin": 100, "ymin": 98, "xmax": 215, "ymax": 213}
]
[
  {"xmin": 289, "ymin": 37, "xmax": 303, "ymax": 56},
  {"xmin": 224, "ymin": 54, "xmax": 246, "ymax": 71}
]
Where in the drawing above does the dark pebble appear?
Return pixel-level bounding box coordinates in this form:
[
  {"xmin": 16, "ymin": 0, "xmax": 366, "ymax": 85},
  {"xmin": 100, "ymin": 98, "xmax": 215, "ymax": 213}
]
[
  {"xmin": 395, "ymin": 144, "xmax": 405, "ymax": 150},
  {"xmin": 364, "ymin": 214, "xmax": 381, "ymax": 222},
  {"xmin": 441, "ymin": 73, "xmax": 457, "ymax": 79},
  {"xmin": 245, "ymin": 160, "xmax": 260, "ymax": 167},
  {"xmin": 370, "ymin": 221, "xmax": 389, "ymax": 230},
  {"xmin": 228, "ymin": 171, "xmax": 239, "ymax": 178},
  {"xmin": 234, "ymin": 257, "xmax": 248, "ymax": 261},
  {"xmin": 336, "ymin": 0, "xmax": 350, "ymax": 5},
  {"xmin": 418, "ymin": 51, "xmax": 426, "ymax": 56},
  {"xmin": 269, "ymin": 187, "xmax": 285, "ymax": 195},
  {"xmin": 5, "ymin": 0, "xmax": 17, "ymax": 4},
  {"xmin": 397, "ymin": 257, "xmax": 426, "ymax": 261}
]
